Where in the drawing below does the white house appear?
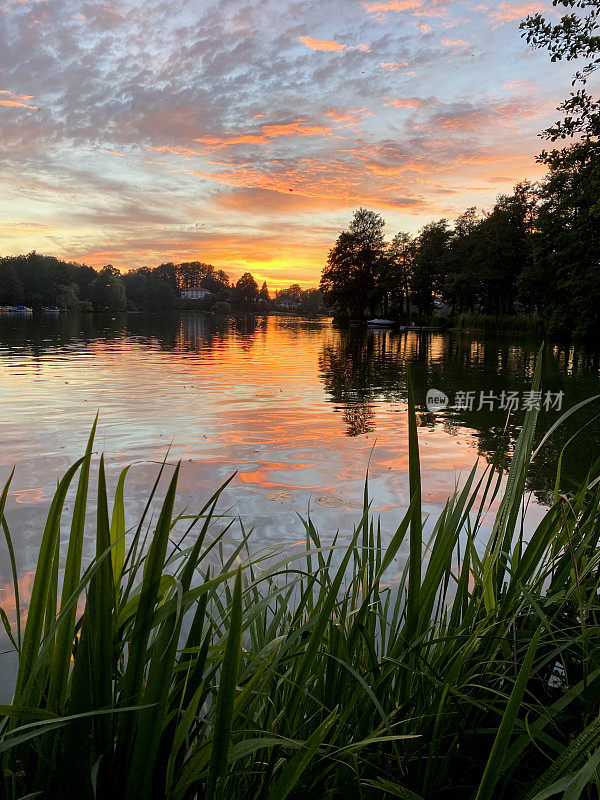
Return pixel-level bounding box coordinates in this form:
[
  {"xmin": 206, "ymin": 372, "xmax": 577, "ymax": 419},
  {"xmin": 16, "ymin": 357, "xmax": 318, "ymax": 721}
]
[{"xmin": 181, "ymin": 286, "xmax": 212, "ymax": 300}]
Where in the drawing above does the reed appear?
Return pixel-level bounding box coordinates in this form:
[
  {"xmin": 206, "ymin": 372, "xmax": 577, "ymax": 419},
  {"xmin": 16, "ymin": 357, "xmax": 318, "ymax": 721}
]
[
  {"xmin": 451, "ymin": 313, "xmax": 547, "ymax": 336},
  {"xmin": 0, "ymin": 359, "xmax": 599, "ymax": 799}
]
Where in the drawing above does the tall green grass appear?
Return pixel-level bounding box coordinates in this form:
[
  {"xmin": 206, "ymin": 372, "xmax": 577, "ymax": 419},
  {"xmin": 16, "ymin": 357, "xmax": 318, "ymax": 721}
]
[
  {"xmin": 451, "ymin": 313, "xmax": 547, "ymax": 336},
  {"xmin": 1, "ymin": 362, "xmax": 599, "ymax": 799}
]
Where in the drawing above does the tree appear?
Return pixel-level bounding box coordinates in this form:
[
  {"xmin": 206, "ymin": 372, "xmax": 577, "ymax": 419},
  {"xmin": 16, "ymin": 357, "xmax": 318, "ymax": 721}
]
[
  {"xmin": 299, "ymin": 288, "xmax": 327, "ymax": 315},
  {"xmin": 123, "ymin": 268, "xmax": 177, "ymax": 311},
  {"xmin": 178, "ymin": 261, "xmax": 213, "ymax": 290},
  {"xmin": 320, "ymin": 208, "xmax": 387, "ymax": 319},
  {"xmin": 234, "ymin": 272, "xmax": 259, "ymax": 306},
  {"xmin": 56, "ymin": 283, "xmax": 79, "ymax": 310},
  {"xmin": 521, "ymin": 1, "xmax": 599, "ymax": 140},
  {"xmin": 478, "ymin": 185, "xmax": 536, "ymax": 315},
  {"xmin": 90, "ymin": 266, "xmax": 127, "ymax": 311},
  {"xmin": 154, "ymin": 262, "xmax": 179, "ymax": 292},
  {"xmin": 259, "ymin": 281, "xmax": 270, "ymax": 302},
  {"xmin": 0, "ymin": 260, "xmax": 24, "ymax": 305},
  {"xmin": 524, "ymin": 141, "xmax": 600, "ymax": 335},
  {"xmin": 521, "ymin": 1, "xmax": 600, "ymax": 336},
  {"xmin": 442, "ymin": 208, "xmax": 482, "ymax": 314},
  {"xmin": 387, "ymin": 232, "xmax": 415, "ymax": 317},
  {"xmin": 411, "ymin": 220, "xmax": 451, "ymax": 315},
  {"xmin": 276, "ymin": 284, "xmax": 302, "ymax": 306}
]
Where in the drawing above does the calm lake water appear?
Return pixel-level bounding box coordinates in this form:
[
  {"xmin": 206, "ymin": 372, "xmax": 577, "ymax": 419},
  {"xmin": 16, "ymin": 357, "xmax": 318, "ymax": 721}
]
[{"xmin": 1, "ymin": 311, "xmax": 600, "ymax": 601}]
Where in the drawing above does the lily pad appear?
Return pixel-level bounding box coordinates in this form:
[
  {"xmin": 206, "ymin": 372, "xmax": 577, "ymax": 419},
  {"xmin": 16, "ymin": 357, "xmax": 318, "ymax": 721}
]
[
  {"xmin": 315, "ymin": 495, "xmax": 344, "ymax": 508},
  {"xmin": 344, "ymin": 500, "xmax": 364, "ymax": 510},
  {"xmin": 266, "ymin": 489, "xmax": 294, "ymax": 501}
]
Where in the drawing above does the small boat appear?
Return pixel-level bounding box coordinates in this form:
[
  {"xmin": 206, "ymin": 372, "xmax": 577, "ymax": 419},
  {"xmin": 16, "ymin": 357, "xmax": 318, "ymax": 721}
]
[{"xmin": 367, "ymin": 318, "xmax": 395, "ymax": 327}]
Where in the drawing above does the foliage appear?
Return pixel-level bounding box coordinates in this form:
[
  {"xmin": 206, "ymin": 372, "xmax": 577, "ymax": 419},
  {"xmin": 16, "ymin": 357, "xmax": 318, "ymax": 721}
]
[
  {"xmin": 234, "ymin": 272, "xmax": 259, "ymax": 307},
  {"xmin": 0, "ymin": 252, "xmax": 96, "ymax": 309},
  {"xmin": 411, "ymin": 220, "xmax": 451, "ymax": 315},
  {"xmin": 123, "ymin": 268, "xmax": 178, "ymax": 312},
  {"xmin": 90, "ymin": 266, "xmax": 127, "ymax": 311},
  {"xmin": 1, "ymin": 367, "xmax": 600, "ymax": 799},
  {"xmin": 259, "ymin": 281, "xmax": 270, "ymax": 302},
  {"xmin": 519, "ymin": 1, "xmax": 600, "ymax": 337},
  {"xmin": 321, "ymin": 174, "xmax": 597, "ymax": 335},
  {"xmin": 320, "ymin": 208, "xmax": 388, "ymax": 319},
  {"xmin": 521, "ymin": 0, "xmax": 600, "ymax": 139},
  {"xmin": 56, "ymin": 283, "xmax": 79, "ymax": 311}
]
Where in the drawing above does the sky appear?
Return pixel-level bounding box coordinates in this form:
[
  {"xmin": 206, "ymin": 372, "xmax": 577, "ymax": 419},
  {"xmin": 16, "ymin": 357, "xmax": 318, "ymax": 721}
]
[{"xmin": 0, "ymin": 0, "xmax": 593, "ymax": 288}]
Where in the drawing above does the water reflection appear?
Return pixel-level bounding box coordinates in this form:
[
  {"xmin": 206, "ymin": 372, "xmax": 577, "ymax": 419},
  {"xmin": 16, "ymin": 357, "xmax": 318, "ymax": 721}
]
[
  {"xmin": 319, "ymin": 326, "xmax": 600, "ymax": 504},
  {"xmin": 1, "ymin": 312, "xmax": 600, "ymax": 580}
]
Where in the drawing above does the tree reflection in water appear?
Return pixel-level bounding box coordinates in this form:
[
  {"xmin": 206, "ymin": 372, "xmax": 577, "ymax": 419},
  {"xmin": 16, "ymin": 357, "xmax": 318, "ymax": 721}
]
[{"xmin": 319, "ymin": 326, "xmax": 600, "ymax": 504}]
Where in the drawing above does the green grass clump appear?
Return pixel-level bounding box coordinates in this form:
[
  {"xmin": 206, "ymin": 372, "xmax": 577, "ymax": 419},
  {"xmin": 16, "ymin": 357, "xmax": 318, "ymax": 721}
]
[
  {"xmin": 451, "ymin": 313, "xmax": 547, "ymax": 336},
  {"xmin": 1, "ymin": 360, "xmax": 600, "ymax": 799}
]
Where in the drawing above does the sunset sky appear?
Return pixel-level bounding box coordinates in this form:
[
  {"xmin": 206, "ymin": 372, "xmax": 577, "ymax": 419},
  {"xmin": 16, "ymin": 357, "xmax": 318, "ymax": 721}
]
[{"xmin": 0, "ymin": 0, "xmax": 593, "ymax": 288}]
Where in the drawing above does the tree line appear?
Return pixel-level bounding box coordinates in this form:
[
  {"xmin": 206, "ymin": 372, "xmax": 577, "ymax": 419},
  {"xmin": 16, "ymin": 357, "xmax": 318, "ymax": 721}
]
[
  {"xmin": 321, "ymin": 0, "xmax": 600, "ymax": 338},
  {"xmin": 0, "ymin": 253, "xmax": 326, "ymax": 315},
  {"xmin": 320, "ymin": 161, "xmax": 598, "ymax": 337}
]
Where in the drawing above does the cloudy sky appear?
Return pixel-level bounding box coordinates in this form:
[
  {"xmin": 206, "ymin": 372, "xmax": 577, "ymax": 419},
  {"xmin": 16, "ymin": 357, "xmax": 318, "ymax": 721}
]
[{"xmin": 0, "ymin": 0, "xmax": 590, "ymax": 287}]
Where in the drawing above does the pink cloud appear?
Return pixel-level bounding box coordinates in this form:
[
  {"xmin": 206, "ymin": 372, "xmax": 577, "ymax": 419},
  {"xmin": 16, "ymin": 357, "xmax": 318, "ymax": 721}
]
[
  {"xmin": 325, "ymin": 107, "xmax": 371, "ymax": 125},
  {"xmin": 193, "ymin": 120, "xmax": 332, "ymax": 151},
  {"xmin": 363, "ymin": 0, "xmax": 422, "ymax": 15},
  {"xmin": 0, "ymin": 89, "xmax": 38, "ymax": 110},
  {"xmin": 298, "ymin": 36, "xmax": 346, "ymax": 52},
  {"xmin": 473, "ymin": 0, "xmax": 549, "ymax": 25},
  {"xmin": 441, "ymin": 37, "xmax": 469, "ymax": 47},
  {"xmin": 149, "ymin": 145, "xmax": 201, "ymax": 156},
  {"xmin": 298, "ymin": 36, "xmax": 370, "ymax": 53},
  {"xmin": 381, "ymin": 61, "xmax": 411, "ymax": 71},
  {"xmin": 386, "ymin": 97, "xmax": 430, "ymax": 109}
]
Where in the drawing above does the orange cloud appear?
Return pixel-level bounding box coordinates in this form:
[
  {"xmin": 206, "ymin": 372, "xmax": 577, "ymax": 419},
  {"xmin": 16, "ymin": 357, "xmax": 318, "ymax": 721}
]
[
  {"xmin": 298, "ymin": 36, "xmax": 370, "ymax": 53},
  {"xmin": 193, "ymin": 120, "xmax": 332, "ymax": 150},
  {"xmin": 193, "ymin": 133, "xmax": 268, "ymax": 149},
  {"xmin": 149, "ymin": 145, "xmax": 201, "ymax": 156},
  {"xmin": 386, "ymin": 97, "xmax": 429, "ymax": 109},
  {"xmin": 261, "ymin": 121, "xmax": 331, "ymax": 137},
  {"xmin": 298, "ymin": 35, "xmax": 346, "ymax": 52},
  {"xmin": 441, "ymin": 38, "xmax": 469, "ymax": 47},
  {"xmin": 363, "ymin": 0, "xmax": 422, "ymax": 13},
  {"xmin": 381, "ymin": 61, "xmax": 411, "ymax": 71},
  {"xmin": 364, "ymin": 0, "xmax": 450, "ymax": 19},
  {"xmin": 325, "ymin": 107, "xmax": 370, "ymax": 125},
  {"xmin": 82, "ymin": 146, "xmax": 126, "ymax": 157},
  {"xmin": 0, "ymin": 89, "xmax": 38, "ymax": 110},
  {"xmin": 487, "ymin": 2, "xmax": 546, "ymax": 23}
]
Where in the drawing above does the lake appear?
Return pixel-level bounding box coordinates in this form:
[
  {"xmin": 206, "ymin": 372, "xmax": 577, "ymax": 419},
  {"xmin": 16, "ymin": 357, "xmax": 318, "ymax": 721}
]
[{"xmin": 1, "ymin": 311, "xmax": 600, "ymax": 595}]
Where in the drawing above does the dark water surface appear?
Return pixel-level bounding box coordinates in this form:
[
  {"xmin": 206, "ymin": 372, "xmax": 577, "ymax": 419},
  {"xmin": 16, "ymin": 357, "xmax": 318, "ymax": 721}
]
[{"xmin": 1, "ymin": 311, "xmax": 600, "ymax": 599}]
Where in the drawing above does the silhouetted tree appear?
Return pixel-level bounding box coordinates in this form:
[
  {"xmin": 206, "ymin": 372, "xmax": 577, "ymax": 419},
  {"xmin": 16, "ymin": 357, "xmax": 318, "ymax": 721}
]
[
  {"xmin": 387, "ymin": 232, "xmax": 415, "ymax": 317},
  {"xmin": 259, "ymin": 281, "xmax": 270, "ymax": 302},
  {"xmin": 90, "ymin": 266, "xmax": 127, "ymax": 311},
  {"xmin": 234, "ymin": 272, "xmax": 259, "ymax": 306},
  {"xmin": 320, "ymin": 208, "xmax": 387, "ymax": 319},
  {"xmin": 123, "ymin": 268, "xmax": 177, "ymax": 311},
  {"xmin": 56, "ymin": 283, "xmax": 79, "ymax": 310},
  {"xmin": 411, "ymin": 220, "xmax": 451, "ymax": 315}
]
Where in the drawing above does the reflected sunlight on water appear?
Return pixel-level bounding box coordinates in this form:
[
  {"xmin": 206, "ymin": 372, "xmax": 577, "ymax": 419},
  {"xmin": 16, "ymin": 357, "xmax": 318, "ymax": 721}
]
[{"xmin": 1, "ymin": 311, "xmax": 600, "ymax": 588}]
